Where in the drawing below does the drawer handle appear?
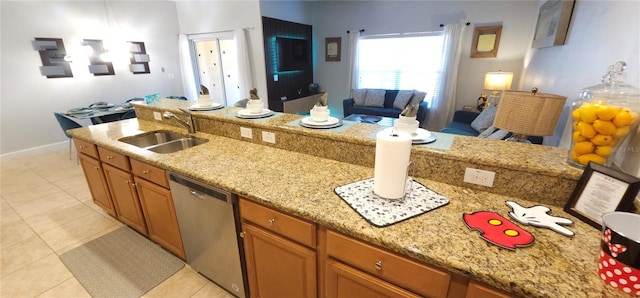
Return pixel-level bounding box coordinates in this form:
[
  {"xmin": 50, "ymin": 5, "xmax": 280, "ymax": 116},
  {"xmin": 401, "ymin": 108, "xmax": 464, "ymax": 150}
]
[
  {"xmin": 142, "ymin": 170, "xmax": 149, "ymax": 175},
  {"xmin": 94, "ymin": 166, "xmax": 100, "ymax": 170},
  {"xmin": 107, "ymin": 156, "xmax": 113, "ymax": 160},
  {"xmin": 80, "ymin": 145, "xmax": 86, "ymax": 149},
  {"xmin": 375, "ymin": 261, "xmax": 383, "ymax": 271},
  {"xmin": 268, "ymin": 218, "xmax": 275, "ymax": 225}
]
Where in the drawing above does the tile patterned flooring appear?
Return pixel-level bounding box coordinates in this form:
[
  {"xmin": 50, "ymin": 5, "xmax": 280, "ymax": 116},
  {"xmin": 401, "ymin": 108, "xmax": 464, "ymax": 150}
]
[{"xmin": 1, "ymin": 147, "xmax": 233, "ymax": 297}]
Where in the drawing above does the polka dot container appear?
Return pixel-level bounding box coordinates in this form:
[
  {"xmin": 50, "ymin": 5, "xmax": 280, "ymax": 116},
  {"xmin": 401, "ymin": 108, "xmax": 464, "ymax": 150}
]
[{"xmin": 597, "ymin": 212, "xmax": 640, "ymax": 296}]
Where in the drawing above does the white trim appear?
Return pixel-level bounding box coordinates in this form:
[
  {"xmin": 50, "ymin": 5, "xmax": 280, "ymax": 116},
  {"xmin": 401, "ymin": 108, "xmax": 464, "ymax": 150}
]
[{"xmin": 1, "ymin": 142, "xmax": 69, "ymax": 159}]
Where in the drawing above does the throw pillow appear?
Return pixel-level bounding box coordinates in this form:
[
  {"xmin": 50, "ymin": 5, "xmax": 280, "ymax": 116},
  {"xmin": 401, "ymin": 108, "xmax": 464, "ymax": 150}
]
[
  {"xmin": 393, "ymin": 90, "xmax": 414, "ymax": 110},
  {"xmin": 352, "ymin": 89, "xmax": 367, "ymax": 106},
  {"xmin": 364, "ymin": 89, "xmax": 386, "ymax": 107},
  {"xmin": 408, "ymin": 90, "xmax": 427, "ymax": 106},
  {"xmin": 478, "ymin": 125, "xmax": 498, "ymax": 138},
  {"xmin": 470, "ymin": 104, "xmax": 497, "ymax": 133}
]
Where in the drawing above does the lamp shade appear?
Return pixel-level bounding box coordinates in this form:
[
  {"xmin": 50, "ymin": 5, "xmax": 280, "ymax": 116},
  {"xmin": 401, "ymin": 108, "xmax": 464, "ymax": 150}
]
[
  {"xmin": 484, "ymin": 72, "xmax": 514, "ymax": 91},
  {"xmin": 494, "ymin": 90, "xmax": 567, "ymax": 136}
]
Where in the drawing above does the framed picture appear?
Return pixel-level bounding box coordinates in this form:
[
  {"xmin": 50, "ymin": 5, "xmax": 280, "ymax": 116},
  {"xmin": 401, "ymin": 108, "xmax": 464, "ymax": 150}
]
[
  {"xmin": 564, "ymin": 162, "xmax": 640, "ymax": 229},
  {"xmin": 470, "ymin": 25, "xmax": 502, "ymax": 58},
  {"xmin": 532, "ymin": 0, "xmax": 575, "ymax": 48},
  {"xmin": 325, "ymin": 37, "xmax": 341, "ymax": 62}
]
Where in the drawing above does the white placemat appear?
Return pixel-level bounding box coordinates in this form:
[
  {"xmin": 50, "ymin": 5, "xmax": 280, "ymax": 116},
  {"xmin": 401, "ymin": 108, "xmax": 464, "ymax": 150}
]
[{"xmin": 334, "ymin": 178, "xmax": 449, "ymax": 227}]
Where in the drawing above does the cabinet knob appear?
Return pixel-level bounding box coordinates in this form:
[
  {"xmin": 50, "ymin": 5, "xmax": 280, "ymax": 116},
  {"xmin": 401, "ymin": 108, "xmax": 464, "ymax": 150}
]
[
  {"xmin": 375, "ymin": 261, "xmax": 383, "ymax": 271},
  {"xmin": 239, "ymin": 231, "xmax": 246, "ymax": 238},
  {"xmin": 268, "ymin": 218, "xmax": 275, "ymax": 225}
]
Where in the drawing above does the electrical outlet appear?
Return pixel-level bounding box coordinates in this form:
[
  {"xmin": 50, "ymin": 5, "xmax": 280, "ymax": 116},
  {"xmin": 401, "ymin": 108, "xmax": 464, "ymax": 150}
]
[
  {"xmin": 240, "ymin": 127, "xmax": 252, "ymax": 139},
  {"xmin": 262, "ymin": 131, "xmax": 276, "ymax": 144},
  {"xmin": 463, "ymin": 168, "xmax": 495, "ymax": 187},
  {"xmin": 153, "ymin": 111, "xmax": 162, "ymax": 120}
]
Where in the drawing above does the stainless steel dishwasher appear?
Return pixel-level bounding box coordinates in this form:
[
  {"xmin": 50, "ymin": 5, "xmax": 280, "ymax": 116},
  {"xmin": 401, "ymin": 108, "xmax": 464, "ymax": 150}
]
[{"xmin": 168, "ymin": 172, "xmax": 247, "ymax": 298}]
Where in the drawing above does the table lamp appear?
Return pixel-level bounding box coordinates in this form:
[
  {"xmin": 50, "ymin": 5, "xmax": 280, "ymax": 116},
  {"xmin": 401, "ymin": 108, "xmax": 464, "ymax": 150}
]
[
  {"xmin": 484, "ymin": 71, "xmax": 514, "ymax": 106},
  {"xmin": 494, "ymin": 88, "xmax": 567, "ymax": 143}
]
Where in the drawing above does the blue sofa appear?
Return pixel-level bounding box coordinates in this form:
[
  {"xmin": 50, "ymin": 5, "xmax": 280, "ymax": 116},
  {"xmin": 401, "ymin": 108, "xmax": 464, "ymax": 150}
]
[
  {"xmin": 343, "ymin": 90, "xmax": 429, "ymax": 127},
  {"xmin": 441, "ymin": 110, "xmax": 543, "ymax": 144}
]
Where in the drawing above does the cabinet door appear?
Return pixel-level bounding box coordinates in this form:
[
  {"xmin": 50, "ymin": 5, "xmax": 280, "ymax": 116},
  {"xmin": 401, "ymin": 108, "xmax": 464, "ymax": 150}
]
[
  {"xmin": 78, "ymin": 154, "xmax": 116, "ymax": 217},
  {"xmin": 102, "ymin": 163, "xmax": 147, "ymax": 235},
  {"xmin": 242, "ymin": 223, "xmax": 316, "ymax": 298},
  {"xmin": 326, "ymin": 259, "xmax": 421, "ymax": 298},
  {"xmin": 134, "ymin": 176, "xmax": 185, "ymax": 260}
]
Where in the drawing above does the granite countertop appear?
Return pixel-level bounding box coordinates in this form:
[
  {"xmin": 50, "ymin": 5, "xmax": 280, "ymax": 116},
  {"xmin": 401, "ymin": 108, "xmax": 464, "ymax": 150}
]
[{"xmin": 68, "ymin": 113, "xmax": 625, "ymax": 298}]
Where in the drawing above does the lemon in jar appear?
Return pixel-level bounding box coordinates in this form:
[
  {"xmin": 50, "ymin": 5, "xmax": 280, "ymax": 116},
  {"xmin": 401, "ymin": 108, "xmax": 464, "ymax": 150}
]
[
  {"xmin": 572, "ymin": 131, "xmax": 587, "ymax": 142},
  {"xmin": 578, "ymin": 104, "xmax": 598, "ymax": 123},
  {"xmin": 595, "ymin": 146, "xmax": 613, "ymax": 157},
  {"xmin": 595, "ymin": 105, "xmax": 620, "ymax": 121},
  {"xmin": 592, "ymin": 120, "xmax": 617, "ymax": 135},
  {"xmin": 573, "ymin": 141, "xmax": 595, "ymax": 155},
  {"xmin": 577, "ymin": 122, "xmax": 597, "ymax": 138},
  {"xmin": 577, "ymin": 153, "xmax": 606, "ymax": 165},
  {"xmin": 591, "ymin": 134, "xmax": 613, "ymax": 146},
  {"xmin": 613, "ymin": 110, "xmax": 633, "ymax": 127}
]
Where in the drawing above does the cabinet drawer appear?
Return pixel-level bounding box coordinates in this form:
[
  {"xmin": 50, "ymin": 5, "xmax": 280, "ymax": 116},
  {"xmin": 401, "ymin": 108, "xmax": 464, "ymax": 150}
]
[
  {"xmin": 130, "ymin": 159, "xmax": 169, "ymax": 188},
  {"xmin": 97, "ymin": 147, "xmax": 130, "ymax": 171},
  {"xmin": 466, "ymin": 281, "xmax": 515, "ymax": 298},
  {"xmin": 240, "ymin": 199, "xmax": 316, "ymax": 248},
  {"xmin": 326, "ymin": 230, "xmax": 450, "ymax": 298},
  {"xmin": 73, "ymin": 138, "xmax": 98, "ymax": 158}
]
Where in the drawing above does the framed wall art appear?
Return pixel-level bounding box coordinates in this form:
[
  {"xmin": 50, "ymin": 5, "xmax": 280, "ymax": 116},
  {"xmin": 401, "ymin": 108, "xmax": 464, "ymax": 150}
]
[
  {"xmin": 325, "ymin": 37, "xmax": 341, "ymax": 62},
  {"xmin": 564, "ymin": 162, "xmax": 640, "ymax": 229},
  {"xmin": 470, "ymin": 25, "xmax": 502, "ymax": 58},
  {"xmin": 532, "ymin": 0, "xmax": 575, "ymax": 48}
]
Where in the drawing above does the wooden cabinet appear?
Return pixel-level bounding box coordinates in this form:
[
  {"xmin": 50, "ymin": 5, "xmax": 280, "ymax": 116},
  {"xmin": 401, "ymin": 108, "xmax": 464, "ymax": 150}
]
[
  {"xmin": 325, "ymin": 229, "xmax": 451, "ymax": 298},
  {"xmin": 77, "ymin": 153, "xmax": 117, "ymax": 217},
  {"xmin": 240, "ymin": 199, "xmax": 317, "ymax": 298},
  {"xmin": 466, "ymin": 281, "xmax": 515, "ymax": 298},
  {"xmin": 102, "ymin": 163, "xmax": 147, "ymax": 235},
  {"xmin": 326, "ymin": 259, "xmax": 421, "ymax": 298},
  {"xmin": 134, "ymin": 168, "xmax": 185, "ymax": 260}
]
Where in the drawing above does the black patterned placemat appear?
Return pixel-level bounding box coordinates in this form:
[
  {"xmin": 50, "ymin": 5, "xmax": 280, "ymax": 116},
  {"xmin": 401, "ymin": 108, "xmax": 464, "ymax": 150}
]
[{"xmin": 334, "ymin": 178, "xmax": 449, "ymax": 227}]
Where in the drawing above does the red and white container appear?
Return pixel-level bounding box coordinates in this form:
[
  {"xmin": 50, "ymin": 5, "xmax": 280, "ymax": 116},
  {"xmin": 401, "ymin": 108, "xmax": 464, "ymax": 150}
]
[{"xmin": 597, "ymin": 212, "xmax": 640, "ymax": 296}]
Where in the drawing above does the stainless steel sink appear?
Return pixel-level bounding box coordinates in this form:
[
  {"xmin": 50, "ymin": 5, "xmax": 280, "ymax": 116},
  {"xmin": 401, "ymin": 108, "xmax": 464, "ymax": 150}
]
[
  {"xmin": 147, "ymin": 137, "xmax": 208, "ymax": 154},
  {"xmin": 119, "ymin": 130, "xmax": 187, "ymax": 147},
  {"xmin": 118, "ymin": 130, "xmax": 208, "ymax": 153}
]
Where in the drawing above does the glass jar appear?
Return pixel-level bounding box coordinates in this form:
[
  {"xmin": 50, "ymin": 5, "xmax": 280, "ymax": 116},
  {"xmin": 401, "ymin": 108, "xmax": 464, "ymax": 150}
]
[{"xmin": 568, "ymin": 61, "xmax": 640, "ymax": 168}]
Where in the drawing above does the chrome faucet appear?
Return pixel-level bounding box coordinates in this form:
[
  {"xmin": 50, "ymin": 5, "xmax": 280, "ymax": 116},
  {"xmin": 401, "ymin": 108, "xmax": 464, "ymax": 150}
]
[{"xmin": 163, "ymin": 108, "xmax": 196, "ymax": 134}]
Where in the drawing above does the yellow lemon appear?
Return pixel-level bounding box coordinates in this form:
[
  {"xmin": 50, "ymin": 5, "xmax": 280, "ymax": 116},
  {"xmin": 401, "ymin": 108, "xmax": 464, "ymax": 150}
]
[
  {"xmin": 572, "ymin": 131, "xmax": 587, "ymax": 142},
  {"xmin": 571, "ymin": 108, "xmax": 581, "ymax": 121},
  {"xmin": 570, "ymin": 150, "xmax": 580, "ymax": 161},
  {"xmin": 591, "ymin": 134, "xmax": 613, "ymax": 146},
  {"xmin": 595, "ymin": 106, "xmax": 618, "ymax": 121},
  {"xmin": 592, "ymin": 120, "xmax": 616, "ymax": 135},
  {"xmin": 579, "ymin": 105, "xmax": 598, "ymax": 124},
  {"xmin": 577, "ymin": 122, "xmax": 597, "ymax": 138},
  {"xmin": 614, "ymin": 126, "xmax": 630, "ymax": 139},
  {"xmin": 573, "ymin": 141, "xmax": 595, "ymax": 155},
  {"xmin": 577, "ymin": 153, "xmax": 606, "ymax": 165},
  {"xmin": 573, "ymin": 121, "xmax": 580, "ymax": 131},
  {"xmin": 613, "ymin": 110, "xmax": 633, "ymax": 127},
  {"xmin": 595, "ymin": 146, "xmax": 613, "ymax": 157}
]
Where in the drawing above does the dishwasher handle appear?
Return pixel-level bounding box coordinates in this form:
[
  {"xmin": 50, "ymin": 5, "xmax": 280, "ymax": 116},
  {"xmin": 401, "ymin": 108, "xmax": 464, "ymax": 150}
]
[
  {"xmin": 169, "ymin": 172, "xmax": 234, "ymax": 204},
  {"xmin": 189, "ymin": 189, "xmax": 206, "ymax": 200}
]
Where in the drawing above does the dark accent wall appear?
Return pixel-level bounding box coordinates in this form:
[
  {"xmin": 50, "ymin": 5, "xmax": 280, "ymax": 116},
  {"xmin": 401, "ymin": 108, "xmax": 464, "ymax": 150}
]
[{"xmin": 262, "ymin": 17, "xmax": 313, "ymax": 112}]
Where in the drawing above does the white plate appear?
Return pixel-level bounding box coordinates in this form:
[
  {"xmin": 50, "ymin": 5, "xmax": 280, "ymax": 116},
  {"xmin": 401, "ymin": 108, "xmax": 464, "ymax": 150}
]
[
  {"xmin": 236, "ymin": 109, "xmax": 275, "ymax": 119},
  {"xmin": 189, "ymin": 103, "xmax": 223, "ymax": 111},
  {"xmin": 300, "ymin": 116, "xmax": 340, "ymax": 127}
]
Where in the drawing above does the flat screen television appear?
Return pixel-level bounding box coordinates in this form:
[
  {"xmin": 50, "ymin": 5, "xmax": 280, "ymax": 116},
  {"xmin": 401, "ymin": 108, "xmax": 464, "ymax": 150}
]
[{"xmin": 276, "ymin": 37, "xmax": 309, "ymax": 72}]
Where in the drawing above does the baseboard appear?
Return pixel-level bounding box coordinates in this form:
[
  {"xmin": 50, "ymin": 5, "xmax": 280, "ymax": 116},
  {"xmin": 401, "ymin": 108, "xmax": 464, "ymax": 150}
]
[{"xmin": 1, "ymin": 141, "xmax": 69, "ymax": 159}]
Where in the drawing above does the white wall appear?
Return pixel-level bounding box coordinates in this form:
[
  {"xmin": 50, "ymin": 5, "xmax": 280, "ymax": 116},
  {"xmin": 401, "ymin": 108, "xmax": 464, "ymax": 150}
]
[
  {"xmin": 175, "ymin": 1, "xmax": 268, "ymax": 102},
  {"xmin": 310, "ymin": 0, "xmax": 539, "ymax": 117},
  {"xmin": 0, "ymin": 1, "xmax": 184, "ymax": 154},
  {"xmin": 521, "ymin": 0, "xmax": 640, "ymax": 174}
]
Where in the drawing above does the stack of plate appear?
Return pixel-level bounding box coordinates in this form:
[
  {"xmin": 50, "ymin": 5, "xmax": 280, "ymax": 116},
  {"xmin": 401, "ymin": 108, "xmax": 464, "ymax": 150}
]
[
  {"xmin": 66, "ymin": 107, "xmax": 92, "ymax": 115},
  {"xmin": 381, "ymin": 127, "xmax": 437, "ymax": 144},
  {"xmin": 189, "ymin": 103, "xmax": 224, "ymax": 111},
  {"xmin": 300, "ymin": 116, "xmax": 343, "ymax": 129},
  {"xmin": 236, "ymin": 109, "xmax": 275, "ymax": 119}
]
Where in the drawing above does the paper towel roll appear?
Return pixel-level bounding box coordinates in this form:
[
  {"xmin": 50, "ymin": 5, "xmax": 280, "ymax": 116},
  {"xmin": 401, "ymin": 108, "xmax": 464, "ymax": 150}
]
[{"xmin": 373, "ymin": 129, "xmax": 412, "ymax": 199}]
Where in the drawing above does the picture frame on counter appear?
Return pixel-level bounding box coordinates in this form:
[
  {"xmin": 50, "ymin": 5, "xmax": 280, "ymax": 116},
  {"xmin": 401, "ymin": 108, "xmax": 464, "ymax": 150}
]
[{"xmin": 564, "ymin": 162, "xmax": 640, "ymax": 229}]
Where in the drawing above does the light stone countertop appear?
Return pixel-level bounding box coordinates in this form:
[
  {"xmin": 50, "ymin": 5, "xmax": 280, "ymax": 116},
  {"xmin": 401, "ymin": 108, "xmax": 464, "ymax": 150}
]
[{"xmin": 67, "ymin": 113, "xmax": 626, "ymax": 298}]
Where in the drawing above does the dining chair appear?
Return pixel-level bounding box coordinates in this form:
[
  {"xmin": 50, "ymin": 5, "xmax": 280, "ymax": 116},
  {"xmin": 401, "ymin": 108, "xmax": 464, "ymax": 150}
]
[
  {"xmin": 120, "ymin": 109, "xmax": 136, "ymax": 120},
  {"xmin": 54, "ymin": 112, "xmax": 83, "ymax": 160}
]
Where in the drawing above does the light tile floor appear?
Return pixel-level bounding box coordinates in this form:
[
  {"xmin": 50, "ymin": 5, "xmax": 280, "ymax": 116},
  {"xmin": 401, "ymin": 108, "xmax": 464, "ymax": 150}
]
[{"xmin": 1, "ymin": 147, "xmax": 233, "ymax": 297}]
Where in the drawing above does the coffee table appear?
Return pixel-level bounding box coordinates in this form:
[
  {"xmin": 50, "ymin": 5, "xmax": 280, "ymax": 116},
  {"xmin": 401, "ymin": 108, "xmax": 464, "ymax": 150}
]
[{"xmin": 342, "ymin": 114, "xmax": 395, "ymax": 126}]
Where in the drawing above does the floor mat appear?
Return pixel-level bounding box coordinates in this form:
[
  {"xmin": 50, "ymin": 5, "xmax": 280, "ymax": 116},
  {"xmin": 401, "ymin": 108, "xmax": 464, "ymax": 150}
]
[{"xmin": 59, "ymin": 227, "xmax": 184, "ymax": 298}]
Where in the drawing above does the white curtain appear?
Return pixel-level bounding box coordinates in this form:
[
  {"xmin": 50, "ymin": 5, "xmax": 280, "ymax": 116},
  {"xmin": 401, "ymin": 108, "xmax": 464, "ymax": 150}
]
[
  {"xmin": 346, "ymin": 30, "xmax": 361, "ymax": 95},
  {"xmin": 425, "ymin": 24, "xmax": 466, "ymax": 131},
  {"xmin": 178, "ymin": 34, "xmax": 198, "ymax": 102},
  {"xmin": 234, "ymin": 28, "xmax": 253, "ymax": 102}
]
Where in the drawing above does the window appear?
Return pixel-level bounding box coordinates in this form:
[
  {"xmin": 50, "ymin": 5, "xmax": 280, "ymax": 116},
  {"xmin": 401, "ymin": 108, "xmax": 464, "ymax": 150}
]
[{"xmin": 357, "ymin": 33, "xmax": 444, "ymax": 106}]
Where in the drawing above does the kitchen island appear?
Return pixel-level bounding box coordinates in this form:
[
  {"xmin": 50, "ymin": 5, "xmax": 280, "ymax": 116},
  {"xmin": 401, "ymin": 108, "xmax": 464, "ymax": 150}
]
[{"xmin": 67, "ymin": 99, "xmax": 628, "ymax": 298}]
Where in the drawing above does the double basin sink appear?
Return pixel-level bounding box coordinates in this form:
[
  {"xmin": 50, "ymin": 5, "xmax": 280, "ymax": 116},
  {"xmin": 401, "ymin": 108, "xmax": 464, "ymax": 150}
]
[{"xmin": 119, "ymin": 130, "xmax": 208, "ymax": 154}]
